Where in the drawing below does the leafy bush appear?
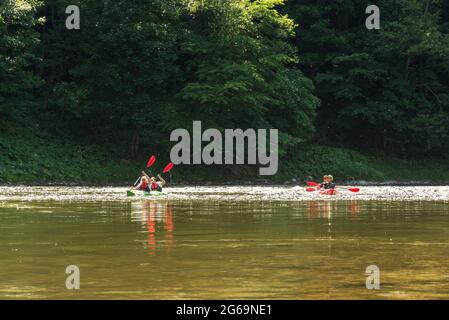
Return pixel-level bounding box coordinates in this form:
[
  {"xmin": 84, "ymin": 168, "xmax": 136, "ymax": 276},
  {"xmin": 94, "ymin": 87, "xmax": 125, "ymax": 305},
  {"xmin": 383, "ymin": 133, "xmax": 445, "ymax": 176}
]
[
  {"xmin": 0, "ymin": 133, "xmax": 140, "ymax": 185},
  {"xmin": 278, "ymin": 145, "xmax": 386, "ymax": 182}
]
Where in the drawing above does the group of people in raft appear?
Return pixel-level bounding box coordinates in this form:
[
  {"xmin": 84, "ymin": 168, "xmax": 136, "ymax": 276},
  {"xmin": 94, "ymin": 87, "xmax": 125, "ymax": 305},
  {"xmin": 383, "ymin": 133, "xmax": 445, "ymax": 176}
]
[
  {"xmin": 132, "ymin": 172, "xmax": 336, "ymax": 193},
  {"xmin": 132, "ymin": 171, "xmax": 166, "ymax": 193}
]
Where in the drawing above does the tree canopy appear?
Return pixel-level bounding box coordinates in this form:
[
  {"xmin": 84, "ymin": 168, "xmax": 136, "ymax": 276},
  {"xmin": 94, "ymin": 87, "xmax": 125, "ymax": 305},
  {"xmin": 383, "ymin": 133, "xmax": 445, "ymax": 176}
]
[{"xmin": 1, "ymin": 0, "xmax": 448, "ymax": 173}]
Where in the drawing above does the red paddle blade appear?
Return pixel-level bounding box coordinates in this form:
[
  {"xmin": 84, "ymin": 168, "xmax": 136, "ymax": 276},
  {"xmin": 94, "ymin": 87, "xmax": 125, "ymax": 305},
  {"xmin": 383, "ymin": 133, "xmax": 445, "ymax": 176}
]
[
  {"xmin": 306, "ymin": 187, "xmax": 316, "ymax": 192},
  {"xmin": 348, "ymin": 188, "xmax": 360, "ymax": 193},
  {"xmin": 147, "ymin": 155, "xmax": 156, "ymax": 168},
  {"xmin": 162, "ymin": 162, "xmax": 174, "ymax": 173},
  {"xmin": 307, "ymin": 181, "xmax": 319, "ymax": 187}
]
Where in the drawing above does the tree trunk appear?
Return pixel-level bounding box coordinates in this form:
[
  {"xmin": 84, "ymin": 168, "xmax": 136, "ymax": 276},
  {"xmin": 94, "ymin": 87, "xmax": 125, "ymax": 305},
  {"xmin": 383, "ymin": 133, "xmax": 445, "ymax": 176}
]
[
  {"xmin": 405, "ymin": 56, "xmax": 413, "ymax": 80},
  {"xmin": 131, "ymin": 132, "xmax": 140, "ymax": 159},
  {"xmin": 424, "ymin": 0, "xmax": 431, "ymax": 16}
]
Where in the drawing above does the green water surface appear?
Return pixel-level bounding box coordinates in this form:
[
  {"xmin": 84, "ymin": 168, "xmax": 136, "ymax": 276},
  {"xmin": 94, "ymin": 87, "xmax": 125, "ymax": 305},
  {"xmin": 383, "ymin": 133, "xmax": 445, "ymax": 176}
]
[{"xmin": 1, "ymin": 200, "xmax": 449, "ymax": 299}]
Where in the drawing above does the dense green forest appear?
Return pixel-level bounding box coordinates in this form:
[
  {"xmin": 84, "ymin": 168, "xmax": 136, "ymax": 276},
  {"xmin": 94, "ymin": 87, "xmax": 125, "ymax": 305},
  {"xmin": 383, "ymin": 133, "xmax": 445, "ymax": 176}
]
[{"xmin": 1, "ymin": 0, "xmax": 448, "ymax": 184}]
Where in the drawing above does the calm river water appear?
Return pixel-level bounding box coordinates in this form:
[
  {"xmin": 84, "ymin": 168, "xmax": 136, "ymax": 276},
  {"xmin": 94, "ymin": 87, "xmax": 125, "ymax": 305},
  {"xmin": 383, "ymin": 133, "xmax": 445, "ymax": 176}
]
[{"xmin": 1, "ymin": 186, "xmax": 449, "ymax": 299}]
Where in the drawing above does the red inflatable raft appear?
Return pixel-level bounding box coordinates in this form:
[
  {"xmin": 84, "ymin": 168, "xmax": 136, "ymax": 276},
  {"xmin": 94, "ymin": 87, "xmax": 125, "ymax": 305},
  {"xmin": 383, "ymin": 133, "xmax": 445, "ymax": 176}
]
[{"xmin": 319, "ymin": 189, "xmax": 337, "ymax": 195}]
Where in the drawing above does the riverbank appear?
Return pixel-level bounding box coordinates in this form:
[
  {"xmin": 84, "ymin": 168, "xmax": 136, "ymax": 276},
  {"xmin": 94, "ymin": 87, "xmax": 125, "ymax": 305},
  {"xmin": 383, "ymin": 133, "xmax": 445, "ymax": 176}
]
[
  {"xmin": 2, "ymin": 133, "xmax": 449, "ymax": 185},
  {"xmin": 2, "ymin": 185, "xmax": 449, "ymax": 202},
  {"xmin": 2, "ymin": 180, "xmax": 449, "ymax": 187}
]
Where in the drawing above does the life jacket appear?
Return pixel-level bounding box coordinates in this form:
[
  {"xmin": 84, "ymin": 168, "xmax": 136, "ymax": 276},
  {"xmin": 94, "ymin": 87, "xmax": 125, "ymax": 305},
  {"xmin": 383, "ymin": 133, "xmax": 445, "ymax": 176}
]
[
  {"xmin": 320, "ymin": 182, "xmax": 336, "ymax": 190},
  {"xmin": 151, "ymin": 182, "xmax": 162, "ymax": 191},
  {"xmin": 138, "ymin": 181, "xmax": 149, "ymax": 191}
]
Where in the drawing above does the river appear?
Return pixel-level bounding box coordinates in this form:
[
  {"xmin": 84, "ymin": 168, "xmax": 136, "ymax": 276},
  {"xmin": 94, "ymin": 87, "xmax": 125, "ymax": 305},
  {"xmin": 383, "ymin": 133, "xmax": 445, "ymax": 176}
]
[{"xmin": 0, "ymin": 186, "xmax": 448, "ymax": 299}]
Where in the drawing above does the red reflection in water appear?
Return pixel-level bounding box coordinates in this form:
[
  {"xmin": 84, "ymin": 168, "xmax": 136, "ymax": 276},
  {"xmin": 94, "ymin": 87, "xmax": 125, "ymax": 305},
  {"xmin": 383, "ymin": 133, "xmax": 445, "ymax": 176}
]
[
  {"xmin": 164, "ymin": 206, "xmax": 174, "ymax": 248},
  {"xmin": 139, "ymin": 201, "xmax": 174, "ymax": 256},
  {"xmin": 348, "ymin": 201, "xmax": 360, "ymax": 217},
  {"xmin": 307, "ymin": 201, "xmax": 334, "ymax": 219},
  {"xmin": 307, "ymin": 201, "xmax": 360, "ymax": 219}
]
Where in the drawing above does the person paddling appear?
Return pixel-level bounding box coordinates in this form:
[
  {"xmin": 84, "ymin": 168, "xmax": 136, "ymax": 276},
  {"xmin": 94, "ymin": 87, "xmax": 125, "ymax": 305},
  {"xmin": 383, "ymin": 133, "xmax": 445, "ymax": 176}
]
[
  {"xmin": 133, "ymin": 175, "xmax": 151, "ymax": 192},
  {"xmin": 320, "ymin": 175, "xmax": 336, "ymax": 190}
]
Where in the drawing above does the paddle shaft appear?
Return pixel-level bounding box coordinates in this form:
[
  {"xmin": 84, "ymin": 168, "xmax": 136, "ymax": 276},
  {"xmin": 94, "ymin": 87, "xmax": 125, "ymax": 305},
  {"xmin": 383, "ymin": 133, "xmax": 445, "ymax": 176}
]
[{"xmin": 133, "ymin": 155, "xmax": 158, "ymax": 187}]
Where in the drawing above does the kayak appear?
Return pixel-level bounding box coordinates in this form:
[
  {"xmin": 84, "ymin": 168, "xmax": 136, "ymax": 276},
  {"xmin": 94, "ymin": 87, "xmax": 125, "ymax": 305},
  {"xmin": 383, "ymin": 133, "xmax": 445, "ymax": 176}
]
[
  {"xmin": 127, "ymin": 190, "xmax": 167, "ymax": 197},
  {"xmin": 319, "ymin": 189, "xmax": 337, "ymax": 195}
]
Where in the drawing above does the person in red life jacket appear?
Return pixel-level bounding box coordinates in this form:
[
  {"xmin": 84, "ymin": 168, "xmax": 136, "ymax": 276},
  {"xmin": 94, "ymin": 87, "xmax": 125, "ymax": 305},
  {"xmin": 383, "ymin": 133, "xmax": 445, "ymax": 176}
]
[
  {"xmin": 150, "ymin": 174, "xmax": 166, "ymax": 192},
  {"xmin": 134, "ymin": 175, "xmax": 151, "ymax": 192}
]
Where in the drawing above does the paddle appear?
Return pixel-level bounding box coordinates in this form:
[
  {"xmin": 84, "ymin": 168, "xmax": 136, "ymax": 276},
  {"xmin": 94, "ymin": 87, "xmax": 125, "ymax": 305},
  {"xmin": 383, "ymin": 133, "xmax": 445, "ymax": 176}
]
[
  {"xmin": 147, "ymin": 155, "xmax": 156, "ymax": 168},
  {"xmin": 143, "ymin": 162, "xmax": 175, "ymax": 183},
  {"xmin": 162, "ymin": 162, "xmax": 174, "ymax": 174},
  {"xmin": 139, "ymin": 162, "xmax": 174, "ymax": 186},
  {"xmin": 305, "ymin": 181, "xmax": 360, "ymax": 193},
  {"xmin": 133, "ymin": 155, "xmax": 157, "ymax": 187}
]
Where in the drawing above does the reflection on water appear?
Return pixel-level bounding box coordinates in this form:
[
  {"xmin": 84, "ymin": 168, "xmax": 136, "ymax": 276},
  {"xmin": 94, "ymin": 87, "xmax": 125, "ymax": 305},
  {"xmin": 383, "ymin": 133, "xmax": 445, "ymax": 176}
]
[
  {"xmin": 1, "ymin": 199, "xmax": 449, "ymax": 299},
  {"xmin": 307, "ymin": 201, "xmax": 361, "ymax": 219},
  {"xmin": 131, "ymin": 202, "xmax": 174, "ymax": 255}
]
